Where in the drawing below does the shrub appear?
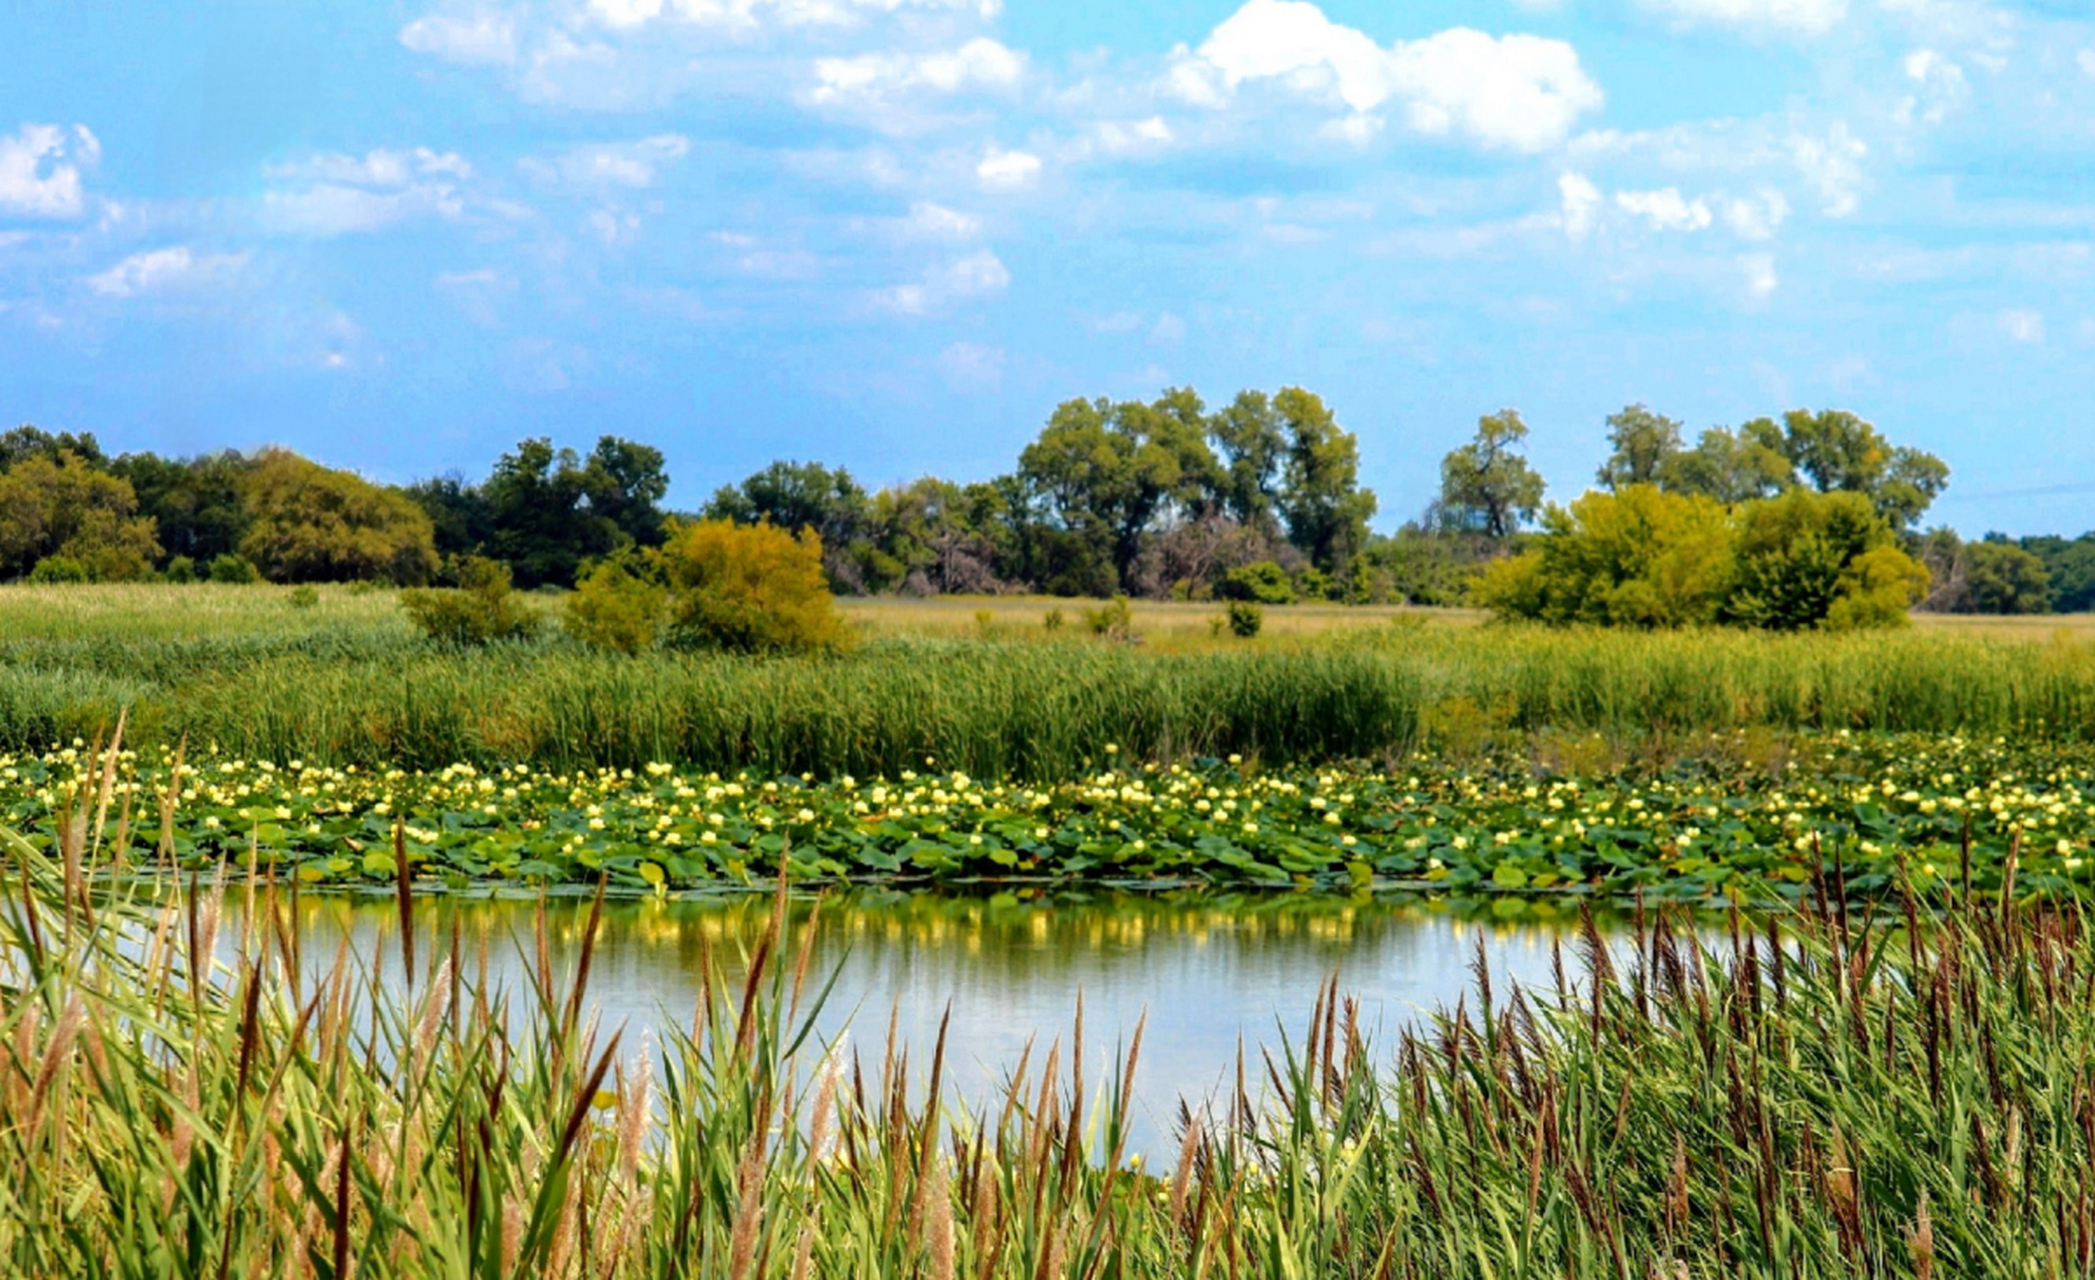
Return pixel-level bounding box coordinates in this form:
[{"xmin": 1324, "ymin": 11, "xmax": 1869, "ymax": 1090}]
[
  {"xmin": 564, "ymin": 558, "xmax": 667, "ymax": 655},
  {"xmin": 401, "ymin": 556, "xmax": 537, "ymax": 646},
  {"xmin": 237, "ymin": 448, "xmax": 438, "ymax": 585},
  {"xmin": 208, "ymin": 553, "xmax": 261, "ymax": 584},
  {"xmin": 1726, "ymin": 490, "xmax": 1924, "ymax": 632},
  {"xmin": 164, "ymin": 555, "xmax": 197, "ymax": 584},
  {"xmin": 1474, "ymin": 486, "xmax": 1734, "ymax": 628},
  {"xmin": 1218, "ymin": 561, "xmax": 1295, "ymax": 605},
  {"xmin": 289, "ymin": 585, "xmax": 319, "ymax": 609},
  {"xmin": 1083, "ymin": 594, "xmax": 1135, "ymax": 641},
  {"xmin": 1227, "ymin": 599, "xmax": 1264, "ymax": 638},
  {"xmin": 1824, "ymin": 545, "xmax": 1930, "ymax": 630},
  {"xmin": 27, "ymin": 555, "xmax": 90, "ymax": 584},
  {"xmin": 656, "ymin": 519, "xmax": 848, "ymax": 655}
]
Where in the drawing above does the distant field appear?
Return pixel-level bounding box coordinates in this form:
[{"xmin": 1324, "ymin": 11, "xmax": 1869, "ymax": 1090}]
[{"xmin": 5, "ymin": 584, "xmax": 2095, "ymax": 775}]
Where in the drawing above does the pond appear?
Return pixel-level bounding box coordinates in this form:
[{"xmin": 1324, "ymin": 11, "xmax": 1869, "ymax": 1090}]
[{"xmin": 261, "ymin": 888, "xmax": 1623, "ymax": 1158}]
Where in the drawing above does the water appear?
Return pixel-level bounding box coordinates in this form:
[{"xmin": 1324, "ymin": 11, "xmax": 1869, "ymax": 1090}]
[{"xmin": 261, "ymin": 888, "xmax": 1609, "ymax": 1157}]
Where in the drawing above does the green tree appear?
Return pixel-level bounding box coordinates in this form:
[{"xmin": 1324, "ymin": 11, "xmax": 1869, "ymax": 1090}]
[
  {"xmin": 0, "ymin": 452, "xmax": 160, "ymax": 581},
  {"xmin": 2019, "ymin": 533, "xmax": 2095, "ymax": 613},
  {"xmin": 1596, "ymin": 405, "xmax": 1684, "ymax": 491},
  {"xmin": 1274, "ymin": 387, "xmax": 1377, "ymax": 573},
  {"xmin": 111, "ymin": 450, "xmax": 254, "ymax": 566},
  {"xmin": 1017, "ymin": 391, "xmax": 1220, "ymax": 593},
  {"xmin": 1753, "ymin": 409, "xmax": 1949, "ymax": 531},
  {"xmin": 579, "ymin": 436, "xmax": 670, "ymax": 549},
  {"xmin": 1208, "ymin": 390, "xmax": 1287, "ymax": 534},
  {"xmin": 1473, "ymin": 485, "xmax": 1735, "ymax": 628},
  {"xmin": 1954, "ymin": 539, "xmax": 2052, "ymax": 615},
  {"xmin": 0, "ymin": 425, "xmax": 106, "ymax": 472},
  {"xmin": 238, "ymin": 449, "xmax": 438, "ymax": 584},
  {"xmin": 481, "ymin": 439, "xmax": 609, "ymax": 588},
  {"xmin": 703, "ymin": 460, "xmax": 870, "ymax": 590},
  {"xmin": 1435, "ymin": 410, "xmax": 1547, "ymax": 539},
  {"xmin": 1724, "ymin": 489, "xmax": 1926, "ymax": 630},
  {"xmin": 1664, "ymin": 425, "xmax": 1795, "ymax": 506},
  {"xmin": 403, "ymin": 473, "xmax": 494, "ymax": 560}
]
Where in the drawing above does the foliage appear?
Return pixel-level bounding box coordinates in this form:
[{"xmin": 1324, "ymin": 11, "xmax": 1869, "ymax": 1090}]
[
  {"xmin": 657, "ymin": 519, "xmax": 849, "ymax": 654},
  {"xmin": 399, "ymin": 556, "xmax": 538, "ymax": 646},
  {"xmin": 1475, "ymin": 485, "xmax": 1735, "ymax": 627},
  {"xmin": 1273, "ymin": 386, "xmax": 1377, "ymax": 572},
  {"xmin": 26, "ymin": 555, "xmax": 90, "ymax": 584},
  {"xmin": 1433, "ymin": 409, "xmax": 1547, "ymax": 538},
  {"xmin": 0, "ymin": 451, "xmax": 160, "ymax": 581},
  {"xmin": 564, "ymin": 556, "xmax": 668, "ymax": 655},
  {"xmin": 477, "ymin": 437, "xmax": 668, "ymax": 588},
  {"xmin": 1664, "ymin": 422, "xmax": 1796, "ymax": 504},
  {"xmin": 110, "ymin": 448, "xmax": 253, "ymax": 565},
  {"xmin": 1914, "ymin": 529, "xmax": 2052, "ymax": 615},
  {"xmin": 1726, "ymin": 489, "xmax": 1924, "ymax": 631},
  {"xmin": 1595, "ymin": 402, "xmax": 1685, "ymax": 490},
  {"xmin": 238, "ymin": 448, "xmax": 439, "ymax": 584},
  {"xmin": 289, "ymin": 584, "xmax": 319, "ymax": 609},
  {"xmin": 1226, "ymin": 599, "xmax": 1263, "ymax": 638},
  {"xmin": 0, "ymin": 423, "xmax": 105, "ymax": 470},
  {"xmin": 206, "ymin": 552, "xmax": 260, "ymax": 584},
  {"xmin": 1769, "ymin": 407, "xmax": 1949, "ymax": 530},
  {"xmin": 2019, "ymin": 532, "xmax": 2095, "ymax": 613},
  {"xmin": 163, "ymin": 555, "xmax": 196, "ymax": 583},
  {"xmin": 1217, "ymin": 559, "xmax": 1295, "ymax": 604},
  {"xmin": 1082, "ymin": 593, "xmax": 1136, "ymax": 640}
]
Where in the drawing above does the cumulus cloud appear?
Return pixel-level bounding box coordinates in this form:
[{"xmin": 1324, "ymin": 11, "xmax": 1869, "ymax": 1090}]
[
  {"xmin": 873, "ymin": 249, "xmax": 1010, "ymax": 314},
  {"xmin": 1897, "ymin": 48, "xmax": 1968, "ymax": 125},
  {"xmin": 1999, "ymin": 308, "xmax": 2044, "ymax": 343},
  {"xmin": 261, "ymin": 147, "xmax": 479, "ymax": 236},
  {"xmin": 1637, "ymin": 0, "xmax": 1845, "ymax": 35},
  {"xmin": 976, "ymin": 146, "xmax": 1042, "ymax": 190},
  {"xmin": 1615, "ymin": 186, "xmax": 1712, "ymax": 231},
  {"xmin": 1093, "ymin": 117, "xmax": 1174, "ymax": 156},
  {"xmin": 901, "ymin": 201, "xmax": 982, "ymax": 238},
  {"xmin": 807, "ymin": 38, "xmax": 1024, "ymax": 107},
  {"xmin": 1172, "ymin": 0, "xmax": 1602, "ymax": 153},
  {"xmin": 87, "ymin": 246, "xmax": 247, "ymax": 298},
  {"xmin": 1558, "ymin": 171, "xmax": 1602, "ymax": 239},
  {"xmin": 581, "ymin": 0, "xmax": 1000, "ymax": 33},
  {"xmin": 1721, "ymin": 190, "xmax": 1789, "ymax": 240},
  {"xmin": 0, "ymin": 123, "xmax": 99, "ymax": 219},
  {"xmin": 519, "ymin": 136, "xmax": 691, "ymax": 188},
  {"xmin": 398, "ymin": 10, "xmax": 517, "ymax": 65},
  {"xmin": 1739, "ymin": 252, "xmax": 1778, "ymax": 299}
]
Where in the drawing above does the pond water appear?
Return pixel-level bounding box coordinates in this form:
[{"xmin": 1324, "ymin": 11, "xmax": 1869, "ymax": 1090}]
[{"xmin": 265, "ymin": 888, "xmax": 1618, "ymax": 1158}]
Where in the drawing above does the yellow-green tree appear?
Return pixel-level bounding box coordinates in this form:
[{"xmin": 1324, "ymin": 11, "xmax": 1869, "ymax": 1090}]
[
  {"xmin": 656, "ymin": 519, "xmax": 848, "ymax": 654},
  {"xmin": 1473, "ymin": 485, "xmax": 1734, "ymax": 627},
  {"xmin": 238, "ymin": 449, "xmax": 438, "ymax": 584},
  {"xmin": 0, "ymin": 452, "xmax": 160, "ymax": 581}
]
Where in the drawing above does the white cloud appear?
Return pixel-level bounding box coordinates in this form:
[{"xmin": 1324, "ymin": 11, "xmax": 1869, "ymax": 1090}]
[
  {"xmin": 1897, "ymin": 48, "xmax": 1967, "ymax": 125},
  {"xmin": 398, "ymin": 11, "xmax": 517, "ymax": 65},
  {"xmin": 86, "ymin": 246, "xmax": 247, "ymax": 298},
  {"xmin": 1094, "ymin": 117, "xmax": 1174, "ymax": 156},
  {"xmin": 1178, "ymin": 0, "xmax": 1603, "ymax": 152},
  {"xmin": 435, "ymin": 268, "xmax": 517, "ymax": 325},
  {"xmin": 271, "ymin": 147, "xmax": 473, "ymax": 187},
  {"xmin": 1739, "ymin": 252, "xmax": 1778, "ymax": 298},
  {"xmin": 262, "ymin": 147, "xmax": 478, "ymax": 236},
  {"xmin": 903, "ymin": 201, "xmax": 982, "ymax": 237},
  {"xmin": 711, "ymin": 231, "xmax": 820, "ymax": 277},
  {"xmin": 0, "ymin": 124, "xmax": 98, "ymax": 219},
  {"xmin": 1999, "ymin": 308, "xmax": 2044, "ymax": 343},
  {"xmin": 1721, "ymin": 189, "xmax": 1789, "ymax": 240},
  {"xmin": 977, "ymin": 146, "xmax": 1042, "ymax": 190},
  {"xmin": 807, "ymin": 38, "xmax": 1024, "ymax": 106},
  {"xmin": 1791, "ymin": 122, "xmax": 1866, "ymax": 217},
  {"xmin": 579, "ymin": 0, "xmax": 1001, "ymax": 33},
  {"xmin": 1558, "ymin": 171, "xmax": 1602, "ymax": 239},
  {"xmin": 873, "ymin": 249, "xmax": 1010, "ymax": 314},
  {"xmin": 1151, "ymin": 312, "xmax": 1186, "ymax": 343},
  {"xmin": 2080, "ymin": 49, "xmax": 2095, "ymax": 77},
  {"xmin": 1615, "ymin": 186, "xmax": 1712, "ymax": 231},
  {"xmin": 1637, "ymin": 0, "xmax": 1844, "ymax": 34},
  {"xmin": 519, "ymin": 136, "xmax": 691, "ymax": 188}
]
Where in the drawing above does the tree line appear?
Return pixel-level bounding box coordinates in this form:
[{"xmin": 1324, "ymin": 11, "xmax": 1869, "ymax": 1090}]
[{"xmin": 1, "ymin": 393, "xmax": 2088, "ymax": 615}]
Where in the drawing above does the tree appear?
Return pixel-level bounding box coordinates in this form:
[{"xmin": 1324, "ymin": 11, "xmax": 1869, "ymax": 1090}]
[
  {"xmin": 1957, "ymin": 540, "xmax": 2052, "ymax": 615},
  {"xmin": 579, "ymin": 436, "xmax": 670, "ymax": 549},
  {"xmin": 0, "ymin": 425, "xmax": 106, "ymax": 472},
  {"xmin": 1596, "ymin": 404, "xmax": 1684, "ymax": 491},
  {"xmin": 0, "ymin": 452, "xmax": 160, "ymax": 581},
  {"xmin": 656, "ymin": 519, "xmax": 849, "ymax": 654},
  {"xmin": 1208, "ymin": 390, "xmax": 1287, "ymax": 534},
  {"xmin": 1664, "ymin": 426, "xmax": 1794, "ymax": 506},
  {"xmin": 480, "ymin": 439, "xmax": 611, "ymax": 589},
  {"xmin": 703, "ymin": 460, "xmax": 870, "ymax": 590},
  {"xmin": 1017, "ymin": 391, "xmax": 1220, "ymax": 593},
  {"xmin": 2018, "ymin": 534, "xmax": 2095, "ymax": 614},
  {"xmin": 1274, "ymin": 387, "xmax": 1377, "ymax": 573},
  {"xmin": 238, "ymin": 449, "xmax": 438, "ymax": 584},
  {"xmin": 1435, "ymin": 410, "xmax": 1546, "ymax": 538},
  {"xmin": 1724, "ymin": 489, "xmax": 1926, "ymax": 630},
  {"xmin": 404, "ymin": 473, "xmax": 493, "ymax": 560},
  {"xmin": 1473, "ymin": 485, "xmax": 1735, "ymax": 628},
  {"xmin": 1752, "ymin": 409, "xmax": 1949, "ymax": 531},
  {"xmin": 111, "ymin": 450, "xmax": 254, "ymax": 566}
]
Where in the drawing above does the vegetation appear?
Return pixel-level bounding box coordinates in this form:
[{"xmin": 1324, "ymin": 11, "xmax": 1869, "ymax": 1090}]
[
  {"xmin": 15, "ymin": 802, "xmax": 2095, "ymax": 1275},
  {"xmin": 400, "ymin": 556, "xmax": 539, "ymax": 646}
]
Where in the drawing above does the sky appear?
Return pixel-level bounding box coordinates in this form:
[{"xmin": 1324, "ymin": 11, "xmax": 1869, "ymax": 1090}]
[{"xmin": 2, "ymin": 0, "xmax": 2094, "ymax": 533}]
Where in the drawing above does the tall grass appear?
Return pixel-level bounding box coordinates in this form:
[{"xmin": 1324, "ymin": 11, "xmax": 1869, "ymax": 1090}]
[
  {"xmin": 13, "ymin": 799, "xmax": 2095, "ymax": 1273},
  {"xmin": 8, "ymin": 584, "xmax": 2095, "ymax": 775}
]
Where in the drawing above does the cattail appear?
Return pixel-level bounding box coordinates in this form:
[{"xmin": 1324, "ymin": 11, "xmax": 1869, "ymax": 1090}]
[
  {"xmin": 791, "ymin": 1220, "xmax": 817, "ymax": 1280},
  {"xmin": 1910, "ymin": 1188, "xmax": 1935, "ymax": 1280},
  {"xmin": 1170, "ymin": 1115, "xmax": 1202, "ymax": 1230},
  {"xmin": 620, "ymin": 1046, "xmax": 653, "ymax": 1187},
  {"xmin": 26, "ymin": 996, "xmax": 85, "ymax": 1137},
  {"xmin": 926, "ymin": 1154, "xmax": 955, "ymax": 1280},
  {"xmin": 808, "ymin": 1035, "xmax": 845, "ymax": 1170},
  {"xmin": 415, "ymin": 958, "xmax": 453, "ymax": 1066},
  {"xmin": 728, "ymin": 1129, "xmax": 766, "ymax": 1280}
]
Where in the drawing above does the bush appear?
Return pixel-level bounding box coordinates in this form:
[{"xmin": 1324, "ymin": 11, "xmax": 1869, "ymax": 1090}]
[
  {"xmin": 1083, "ymin": 594, "xmax": 1135, "ymax": 641},
  {"xmin": 656, "ymin": 519, "xmax": 848, "ymax": 655},
  {"xmin": 27, "ymin": 555, "xmax": 90, "ymax": 584},
  {"xmin": 1227, "ymin": 599, "xmax": 1264, "ymax": 638},
  {"xmin": 400, "ymin": 556, "xmax": 537, "ymax": 646},
  {"xmin": 1473, "ymin": 486, "xmax": 1734, "ymax": 628},
  {"xmin": 564, "ymin": 558, "xmax": 667, "ymax": 655},
  {"xmin": 1726, "ymin": 490, "xmax": 1924, "ymax": 632},
  {"xmin": 208, "ymin": 553, "xmax": 261, "ymax": 584},
  {"xmin": 289, "ymin": 585, "xmax": 319, "ymax": 610},
  {"xmin": 1218, "ymin": 561, "xmax": 1295, "ymax": 605},
  {"xmin": 164, "ymin": 555, "xmax": 197, "ymax": 584}
]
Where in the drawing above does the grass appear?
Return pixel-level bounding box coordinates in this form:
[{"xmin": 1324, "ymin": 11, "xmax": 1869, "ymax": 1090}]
[
  {"xmin": 12, "ymin": 811, "xmax": 2095, "ymax": 1275},
  {"xmin": 8, "ymin": 584, "xmax": 2095, "ymax": 781}
]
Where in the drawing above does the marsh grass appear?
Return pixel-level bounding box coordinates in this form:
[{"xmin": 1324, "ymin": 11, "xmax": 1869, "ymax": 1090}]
[{"xmin": 12, "ymin": 739, "xmax": 2095, "ymax": 1274}]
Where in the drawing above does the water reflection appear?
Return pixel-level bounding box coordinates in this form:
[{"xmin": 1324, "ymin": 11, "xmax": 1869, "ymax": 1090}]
[{"xmin": 271, "ymin": 889, "xmax": 1609, "ymax": 1157}]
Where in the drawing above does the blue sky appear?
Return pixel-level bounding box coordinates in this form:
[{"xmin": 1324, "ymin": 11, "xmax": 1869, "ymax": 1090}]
[{"xmin": 3, "ymin": 0, "xmax": 2094, "ymax": 533}]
